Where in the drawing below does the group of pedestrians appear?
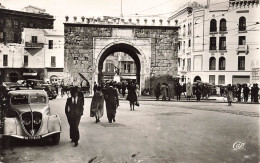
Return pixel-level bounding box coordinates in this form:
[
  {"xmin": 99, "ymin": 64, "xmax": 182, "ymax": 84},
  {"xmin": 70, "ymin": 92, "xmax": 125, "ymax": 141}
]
[
  {"xmin": 154, "ymin": 82, "xmax": 196, "ymax": 101},
  {"xmin": 225, "ymin": 83, "xmax": 259, "ymax": 106}
]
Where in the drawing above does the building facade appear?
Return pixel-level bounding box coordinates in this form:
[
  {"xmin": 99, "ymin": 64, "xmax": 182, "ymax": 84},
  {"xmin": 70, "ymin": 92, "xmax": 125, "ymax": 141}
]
[
  {"xmin": 102, "ymin": 52, "xmax": 136, "ymax": 82},
  {"xmin": 0, "ymin": 6, "xmax": 55, "ymax": 83},
  {"xmin": 169, "ymin": 0, "xmax": 260, "ymax": 85}
]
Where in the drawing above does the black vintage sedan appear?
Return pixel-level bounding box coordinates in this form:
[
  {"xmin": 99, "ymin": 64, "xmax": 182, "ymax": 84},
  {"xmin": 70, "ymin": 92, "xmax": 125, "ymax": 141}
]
[{"xmin": 3, "ymin": 90, "xmax": 61, "ymax": 147}]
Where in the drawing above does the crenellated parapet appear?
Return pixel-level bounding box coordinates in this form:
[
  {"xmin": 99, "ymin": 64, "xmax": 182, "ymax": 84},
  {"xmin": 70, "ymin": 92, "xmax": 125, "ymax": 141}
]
[
  {"xmin": 229, "ymin": 0, "xmax": 259, "ymax": 8},
  {"xmin": 64, "ymin": 16, "xmax": 172, "ymax": 26}
]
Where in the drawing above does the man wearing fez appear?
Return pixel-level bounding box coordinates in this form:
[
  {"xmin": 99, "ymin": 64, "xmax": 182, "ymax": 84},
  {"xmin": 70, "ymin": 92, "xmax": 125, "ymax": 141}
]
[{"xmin": 65, "ymin": 86, "xmax": 84, "ymax": 147}]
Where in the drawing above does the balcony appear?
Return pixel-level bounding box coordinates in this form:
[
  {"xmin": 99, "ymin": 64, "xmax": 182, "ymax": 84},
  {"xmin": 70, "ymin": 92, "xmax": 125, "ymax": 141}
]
[
  {"xmin": 237, "ymin": 45, "xmax": 249, "ymax": 54},
  {"xmin": 219, "ymin": 46, "xmax": 227, "ymax": 53},
  {"xmin": 25, "ymin": 42, "xmax": 44, "ymax": 48}
]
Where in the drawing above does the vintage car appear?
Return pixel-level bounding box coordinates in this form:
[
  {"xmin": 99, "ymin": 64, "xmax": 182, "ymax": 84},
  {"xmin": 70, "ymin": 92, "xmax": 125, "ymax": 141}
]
[{"xmin": 3, "ymin": 90, "xmax": 61, "ymax": 147}]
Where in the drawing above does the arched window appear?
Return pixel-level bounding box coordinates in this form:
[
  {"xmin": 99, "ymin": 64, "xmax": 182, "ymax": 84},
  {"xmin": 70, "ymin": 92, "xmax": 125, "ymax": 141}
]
[
  {"xmin": 239, "ymin": 17, "xmax": 246, "ymax": 31},
  {"xmin": 183, "ymin": 25, "xmax": 186, "ymax": 36},
  {"xmin": 210, "ymin": 19, "xmax": 217, "ymax": 32},
  {"xmin": 219, "ymin": 57, "xmax": 226, "ymax": 70},
  {"xmin": 209, "ymin": 57, "xmax": 216, "ymax": 70},
  {"xmin": 188, "ymin": 24, "xmax": 190, "ymax": 35},
  {"xmin": 219, "ymin": 19, "xmax": 226, "ymax": 31}
]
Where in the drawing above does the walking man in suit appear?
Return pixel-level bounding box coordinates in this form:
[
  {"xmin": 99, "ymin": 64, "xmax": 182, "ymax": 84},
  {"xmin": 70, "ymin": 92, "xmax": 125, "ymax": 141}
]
[
  {"xmin": 65, "ymin": 86, "xmax": 84, "ymax": 147},
  {"xmin": 104, "ymin": 82, "xmax": 119, "ymax": 123}
]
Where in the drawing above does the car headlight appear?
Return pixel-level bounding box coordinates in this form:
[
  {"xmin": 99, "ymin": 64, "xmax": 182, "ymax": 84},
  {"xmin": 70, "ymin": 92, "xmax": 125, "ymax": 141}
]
[
  {"xmin": 23, "ymin": 118, "xmax": 31, "ymax": 125},
  {"xmin": 33, "ymin": 116, "xmax": 42, "ymax": 125}
]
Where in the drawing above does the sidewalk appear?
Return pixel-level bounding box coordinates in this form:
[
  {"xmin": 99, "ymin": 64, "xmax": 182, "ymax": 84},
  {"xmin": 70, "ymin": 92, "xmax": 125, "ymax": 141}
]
[{"xmin": 56, "ymin": 94, "xmax": 259, "ymax": 104}]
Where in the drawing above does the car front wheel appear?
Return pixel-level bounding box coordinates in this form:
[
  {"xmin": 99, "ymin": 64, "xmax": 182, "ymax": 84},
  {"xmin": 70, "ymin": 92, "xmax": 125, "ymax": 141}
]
[{"xmin": 51, "ymin": 133, "xmax": 60, "ymax": 145}]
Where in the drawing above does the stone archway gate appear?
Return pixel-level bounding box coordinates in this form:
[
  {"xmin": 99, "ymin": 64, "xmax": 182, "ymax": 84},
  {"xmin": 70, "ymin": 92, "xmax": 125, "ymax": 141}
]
[{"xmin": 64, "ymin": 17, "xmax": 179, "ymax": 94}]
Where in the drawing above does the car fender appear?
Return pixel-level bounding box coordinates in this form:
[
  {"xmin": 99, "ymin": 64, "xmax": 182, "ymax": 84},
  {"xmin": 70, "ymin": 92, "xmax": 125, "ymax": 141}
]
[
  {"xmin": 3, "ymin": 117, "xmax": 23, "ymax": 136},
  {"xmin": 47, "ymin": 115, "xmax": 61, "ymax": 133}
]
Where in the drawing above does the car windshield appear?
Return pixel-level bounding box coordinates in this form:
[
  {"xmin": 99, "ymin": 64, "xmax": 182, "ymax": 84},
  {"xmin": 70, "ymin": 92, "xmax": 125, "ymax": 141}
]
[
  {"xmin": 30, "ymin": 94, "xmax": 47, "ymax": 103},
  {"xmin": 11, "ymin": 95, "xmax": 29, "ymax": 105}
]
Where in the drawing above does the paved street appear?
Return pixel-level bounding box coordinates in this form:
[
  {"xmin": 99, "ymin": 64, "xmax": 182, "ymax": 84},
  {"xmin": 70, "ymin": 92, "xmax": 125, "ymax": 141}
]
[{"xmin": 1, "ymin": 97, "xmax": 259, "ymax": 163}]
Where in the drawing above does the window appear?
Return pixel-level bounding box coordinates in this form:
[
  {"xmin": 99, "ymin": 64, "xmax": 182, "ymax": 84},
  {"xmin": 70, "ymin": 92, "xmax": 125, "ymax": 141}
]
[
  {"xmin": 218, "ymin": 75, "xmax": 225, "ymax": 84},
  {"xmin": 188, "ymin": 39, "xmax": 191, "ymax": 47},
  {"xmin": 183, "ymin": 41, "xmax": 185, "ymax": 53},
  {"xmin": 49, "ymin": 40, "xmax": 53, "ymax": 49},
  {"xmin": 209, "ymin": 75, "xmax": 215, "ymax": 84},
  {"xmin": 219, "ymin": 19, "xmax": 226, "ymax": 31},
  {"xmin": 210, "ymin": 19, "xmax": 217, "ymax": 32},
  {"xmin": 178, "ymin": 41, "xmax": 181, "ymax": 50},
  {"xmin": 32, "ymin": 36, "xmax": 37, "ymax": 43},
  {"xmin": 209, "ymin": 57, "xmax": 216, "ymax": 70},
  {"xmin": 3, "ymin": 55, "xmax": 8, "ymax": 66},
  {"xmin": 210, "ymin": 37, "xmax": 216, "ymax": 50},
  {"xmin": 187, "ymin": 58, "xmax": 191, "ymax": 71},
  {"xmin": 238, "ymin": 56, "xmax": 245, "ymax": 70},
  {"xmin": 24, "ymin": 55, "xmax": 28, "ymax": 67},
  {"xmin": 51, "ymin": 56, "xmax": 56, "ymax": 67},
  {"xmin": 219, "ymin": 37, "xmax": 226, "ymax": 50},
  {"xmin": 183, "ymin": 59, "xmax": 185, "ymax": 66},
  {"xmin": 183, "ymin": 25, "xmax": 186, "ymax": 36},
  {"xmin": 13, "ymin": 20, "xmax": 19, "ymax": 28},
  {"xmin": 14, "ymin": 32, "xmax": 19, "ymax": 43},
  {"xmin": 239, "ymin": 36, "xmax": 246, "ymax": 45},
  {"xmin": 0, "ymin": 32, "xmax": 5, "ymax": 42},
  {"xmin": 219, "ymin": 57, "xmax": 226, "ymax": 70},
  {"xmin": 178, "ymin": 58, "xmax": 180, "ymax": 67},
  {"xmin": 239, "ymin": 17, "xmax": 246, "ymax": 31},
  {"xmin": 0, "ymin": 18, "xmax": 4, "ymax": 27},
  {"xmin": 106, "ymin": 62, "xmax": 114, "ymax": 73}
]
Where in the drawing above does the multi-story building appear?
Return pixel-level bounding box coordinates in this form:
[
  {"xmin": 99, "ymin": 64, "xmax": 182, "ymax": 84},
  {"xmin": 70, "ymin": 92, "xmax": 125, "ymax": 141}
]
[
  {"xmin": 0, "ymin": 5, "xmax": 55, "ymax": 82},
  {"xmin": 102, "ymin": 52, "xmax": 136, "ymax": 83},
  {"xmin": 169, "ymin": 0, "xmax": 260, "ymax": 85},
  {"xmin": 22, "ymin": 28, "xmax": 64, "ymax": 83}
]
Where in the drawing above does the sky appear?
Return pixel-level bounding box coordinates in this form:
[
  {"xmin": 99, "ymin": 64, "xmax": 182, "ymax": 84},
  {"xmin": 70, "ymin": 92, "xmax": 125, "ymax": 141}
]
[{"xmin": 0, "ymin": 0, "xmax": 207, "ymax": 30}]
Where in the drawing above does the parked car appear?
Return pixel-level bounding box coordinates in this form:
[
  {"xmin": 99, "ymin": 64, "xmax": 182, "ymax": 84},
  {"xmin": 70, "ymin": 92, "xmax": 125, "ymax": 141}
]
[
  {"xmin": 33, "ymin": 85, "xmax": 58, "ymax": 100},
  {"xmin": 3, "ymin": 90, "xmax": 61, "ymax": 148}
]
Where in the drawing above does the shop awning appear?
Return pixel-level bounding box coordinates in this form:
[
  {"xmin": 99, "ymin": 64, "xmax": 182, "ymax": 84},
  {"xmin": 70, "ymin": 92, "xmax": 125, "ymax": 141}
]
[{"xmin": 23, "ymin": 72, "xmax": 37, "ymax": 76}]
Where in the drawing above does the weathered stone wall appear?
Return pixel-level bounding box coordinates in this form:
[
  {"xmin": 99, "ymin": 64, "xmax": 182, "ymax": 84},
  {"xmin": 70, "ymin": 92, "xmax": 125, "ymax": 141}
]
[{"xmin": 64, "ymin": 23, "xmax": 178, "ymax": 91}]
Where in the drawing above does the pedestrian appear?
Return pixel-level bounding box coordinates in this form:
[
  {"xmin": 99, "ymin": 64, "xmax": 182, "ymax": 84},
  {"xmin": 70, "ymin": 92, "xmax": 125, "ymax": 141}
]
[
  {"xmin": 121, "ymin": 82, "xmax": 126, "ymax": 97},
  {"xmin": 253, "ymin": 84, "xmax": 259, "ymax": 102},
  {"xmin": 195, "ymin": 85, "xmax": 202, "ymax": 101},
  {"xmin": 103, "ymin": 82, "xmax": 119, "ymax": 123},
  {"xmin": 243, "ymin": 84, "xmax": 250, "ymax": 102},
  {"xmin": 160, "ymin": 83, "xmax": 168, "ymax": 101},
  {"xmin": 237, "ymin": 84, "xmax": 242, "ymax": 102},
  {"xmin": 167, "ymin": 83, "xmax": 174, "ymax": 101},
  {"xmin": 154, "ymin": 83, "xmax": 161, "ymax": 101},
  {"xmin": 93, "ymin": 82, "xmax": 98, "ymax": 93},
  {"xmin": 176, "ymin": 83, "xmax": 182, "ymax": 101},
  {"xmin": 90, "ymin": 86, "xmax": 104, "ymax": 123},
  {"xmin": 226, "ymin": 84, "xmax": 233, "ymax": 106},
  {"xmin": 186, "ymin": 82, "xmax": 192, "ymax": 101},
  {"xmin": 65, "ymin": 86, "xmax": 84, "ymax": 147},
  {"xmin": 126, "ymin": 82, "xmax": 138, "ymax": 111}
]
